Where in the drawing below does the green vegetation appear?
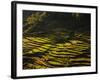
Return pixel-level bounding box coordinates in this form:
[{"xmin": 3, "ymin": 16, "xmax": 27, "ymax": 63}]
[
  {"xmin": 23, "ymin": 34, "xmax": 90, "ymax": 69},
  {"xmin": 23, "ymin": 11, "xmax": 91, "ymax": 69}
]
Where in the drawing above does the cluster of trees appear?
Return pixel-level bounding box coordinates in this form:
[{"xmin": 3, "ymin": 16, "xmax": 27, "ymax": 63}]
[{"xmin": 23, "ymin": 10, "xmax": 90, "ymax": 36}]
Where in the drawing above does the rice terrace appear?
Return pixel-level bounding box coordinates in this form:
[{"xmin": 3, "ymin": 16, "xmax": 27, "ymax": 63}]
[{"xmin": 23, "ymin": 11, "xmax": 91, "ymax": 69}]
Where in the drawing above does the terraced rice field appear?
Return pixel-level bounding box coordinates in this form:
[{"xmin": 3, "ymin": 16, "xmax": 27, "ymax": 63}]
[{"xmin": 23, "ymin": 34, "xmax": 91, "ymax": 69}]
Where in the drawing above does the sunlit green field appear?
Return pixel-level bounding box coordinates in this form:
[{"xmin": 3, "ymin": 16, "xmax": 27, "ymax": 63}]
[{"xmin": 23, "ymin": 33, "xmax": 90, "ymax": 69}]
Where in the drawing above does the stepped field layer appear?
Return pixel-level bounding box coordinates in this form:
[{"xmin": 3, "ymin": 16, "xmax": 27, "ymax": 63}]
[{"xmin": 23, "ymin": 33, "xmax": 91, "ymax": 69}]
